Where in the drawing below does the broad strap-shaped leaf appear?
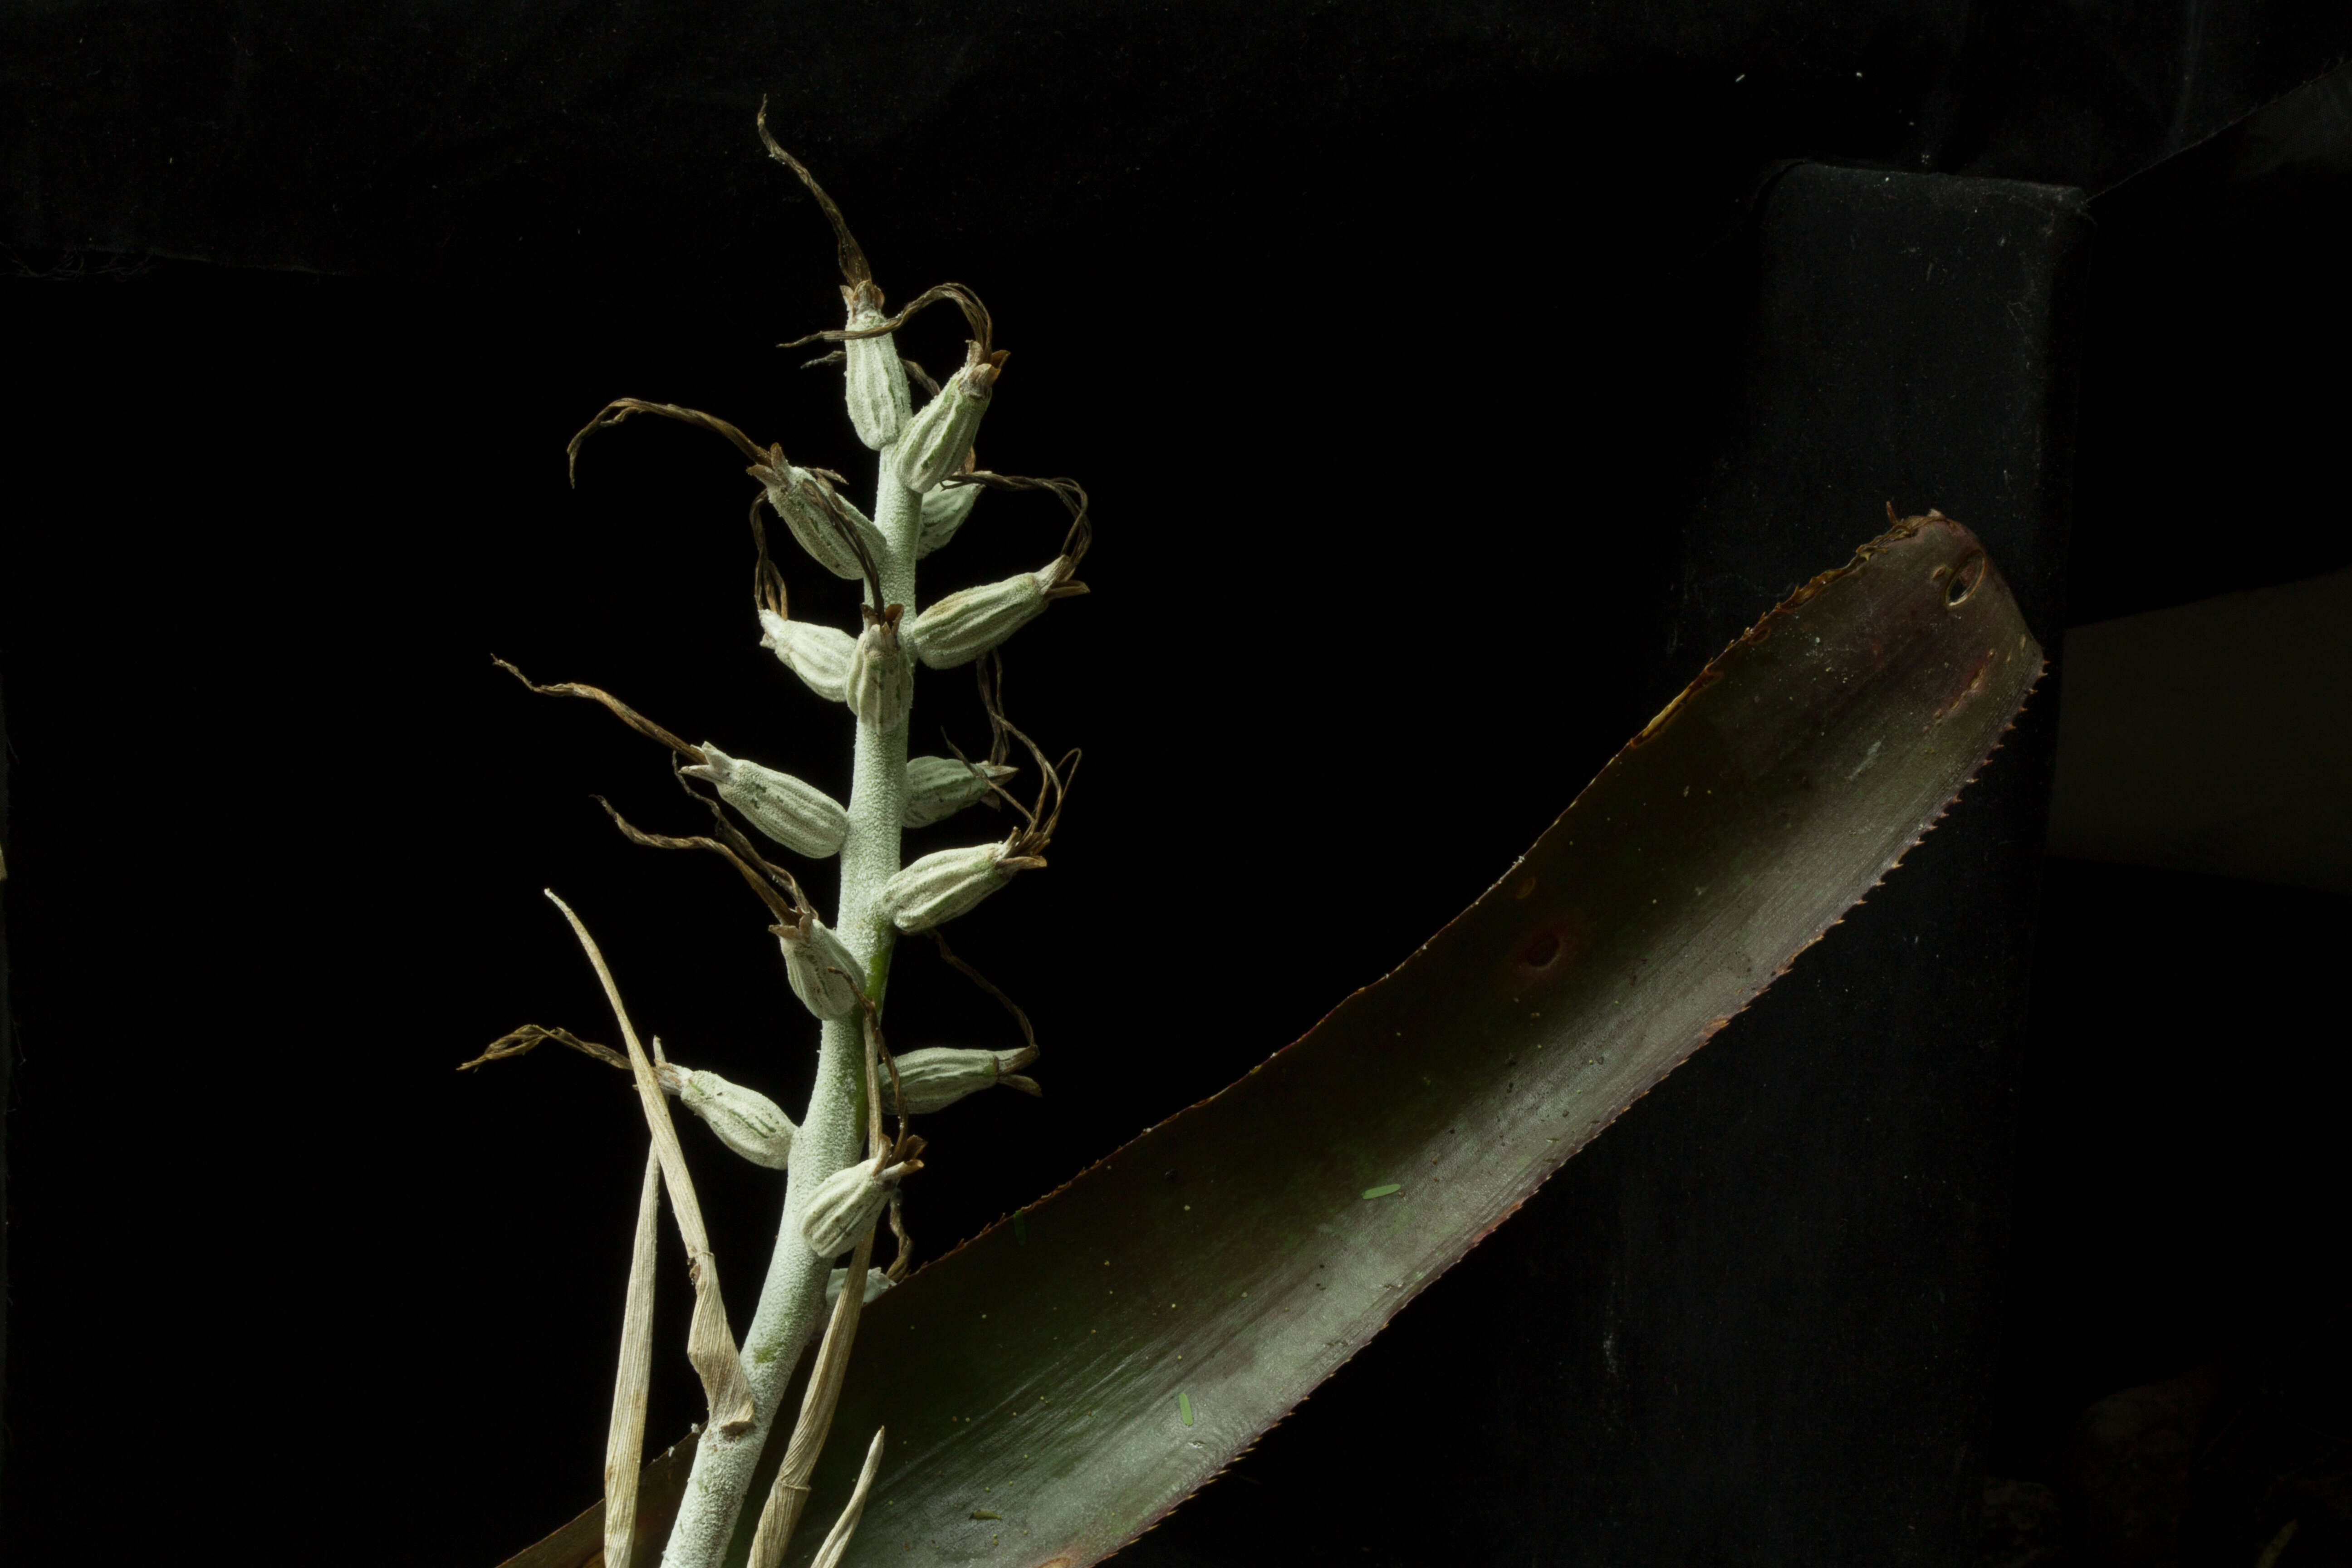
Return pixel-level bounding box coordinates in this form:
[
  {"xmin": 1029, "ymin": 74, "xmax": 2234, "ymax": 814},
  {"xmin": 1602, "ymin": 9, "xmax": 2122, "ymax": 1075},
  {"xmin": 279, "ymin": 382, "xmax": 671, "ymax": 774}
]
[{"xmin": 501, "ymin": 513, "xmax": 2042, "ymax": 1568}]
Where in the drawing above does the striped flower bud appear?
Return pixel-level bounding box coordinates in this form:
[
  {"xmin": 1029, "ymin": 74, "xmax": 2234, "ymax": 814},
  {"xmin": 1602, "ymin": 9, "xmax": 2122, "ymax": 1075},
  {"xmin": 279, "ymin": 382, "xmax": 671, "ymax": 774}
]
[
  {"xmin": 906, "ymin": 558, "xmax": 1079, "ymax": 670},
  {"xmin": 777, "ymin": 913, "xmax": 867, "ymax": 1021},
  {"xmin": 765, "ymin": 464, "xmax": 886, "ymax": 582},
  {"xmin": 656, "ymin": 1062, "xmax": 797, "ymax": 1170},
  {"xmin": 801, "ymin": 1156, "xmax": 912, "ymax": 1259},
  {"xmin": 901, "ymin": 755, "xmax": 1016, "ymax": 828},
  {"xmin": 897, "ymin": 353, "xmax": 1003, "ymax": 494},
  {"xmin": 681, "ymin": 743, "xmax": 847, "ymax": 858},
  {"xmin": 916, "ymin": 479, "xmax": 981, "ymax": 559},
  {"xmin": 759, "ymin": 609, "xmax": 856, "ymax": 704},
  {"xmin": 842, "ymin": 286, "xmax": 911, "ymax": 452},
  {"xmin": 825, "ymin": 1266, "xmax": 897, "ymax": 1309},
  {"xmin": 885, "ymin": 1046, "xmax": 1041, "ymax": 1114},
  {"xmin": 845, "ymin": 613, "xmax": 913, "ymax": 730},
  {"xmin": 876, "ymin": 840, "xmax": 1044, "ymax": 932}
]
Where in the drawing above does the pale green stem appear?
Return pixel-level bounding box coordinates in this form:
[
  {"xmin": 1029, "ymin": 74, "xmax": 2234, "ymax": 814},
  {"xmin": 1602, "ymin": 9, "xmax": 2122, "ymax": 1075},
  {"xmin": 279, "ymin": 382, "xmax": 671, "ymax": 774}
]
[{"xmin": 661, "ymin": 441, "xmax": 921, "ymax": 1568}]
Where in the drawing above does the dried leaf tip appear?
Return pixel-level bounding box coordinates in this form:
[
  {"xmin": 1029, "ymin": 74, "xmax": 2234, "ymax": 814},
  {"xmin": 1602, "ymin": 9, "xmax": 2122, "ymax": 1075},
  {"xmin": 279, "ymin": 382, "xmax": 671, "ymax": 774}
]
[
  {"xmin": 457, "ymin": 1022, "xmax": 628, "ymax": 1073},
  {"xmin": 951, "ymin": 470, "xmax": 1094, "ymax": 580},
  {"xmin": 594, "ymin": 796, "xmax": 811, "ymax": 932},
  {"xmin": 757, "ymin": 97, "xmax": 871, "ymax": 292},
  {"xmin": 493, "ymin": 658, "xmax": 704, "ymax": 764},
  {"xmin": 543, "ymin": 891, "xmax": 756, "ymax": 1436},
  {"xmin": 603, "ymin": 1146, "xmax": 662, "ymax": 1568},
  {"xmin": 565, "ymin": 397, "xmax": 765, "ymax": 487}
]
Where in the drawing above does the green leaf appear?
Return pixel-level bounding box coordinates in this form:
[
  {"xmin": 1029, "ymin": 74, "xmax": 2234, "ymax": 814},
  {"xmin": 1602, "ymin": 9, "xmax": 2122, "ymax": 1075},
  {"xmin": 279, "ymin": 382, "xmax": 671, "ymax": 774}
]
[{"xmin": 498, "ymin": 514, "xmax": 2042, "ymax": 1568}]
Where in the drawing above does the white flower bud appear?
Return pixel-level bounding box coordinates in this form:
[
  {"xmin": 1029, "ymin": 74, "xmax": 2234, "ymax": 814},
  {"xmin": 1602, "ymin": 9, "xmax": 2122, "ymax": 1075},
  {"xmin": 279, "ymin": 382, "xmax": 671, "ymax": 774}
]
[
  {"xmin": 901, "ymin": 755, "xmax": 1016, "ymax": 828},
  {"xmin": 897, "ymin": 355, "xmax": 1000, "ymax": 494},
  {"xmin": 825, "ymin": 1266, "xmax": 897, "ymax": 1309},
  {"xmin": 842, "ymin": 291, "xmax": 911, "ymax": 452},
  {"xmin": 681, "ymin": 743, "xmax": 847, "ymax": 858},
  {"xmin": 916, "ymin": 480, "xmax": 981, "ymax": 559},
  {"xmin": 876, "ymin": 840, "xmax": 1043, "ymax": 932},
  {"xmin": 656, "ymin": 1063, "xmax": 797, "ymax": 1170},
  {"xmin": 801, "ymin": 1157, "xmax": 910, "ymax": 1259},
  {"xmin": 845, "ymin": 616, "xmax": 913, "ymax": 730},
  {"xmin": 906, "ymin": 560, "xmax": 1075, "ymax": 670},
  {"xmin": 778, "ymin": 914, "xmax": 867, "ymax": 1021},
  {"xmin": 764, "ymin": 465, "xmax": 886, "ymax": 582},
  {"xmin": 885, "ymin": 1046, "xmax": 1041, "ymax": 1114},
  {"xmin": 759, "ymin": 609, "xmax": 855, "ymax": 704}
]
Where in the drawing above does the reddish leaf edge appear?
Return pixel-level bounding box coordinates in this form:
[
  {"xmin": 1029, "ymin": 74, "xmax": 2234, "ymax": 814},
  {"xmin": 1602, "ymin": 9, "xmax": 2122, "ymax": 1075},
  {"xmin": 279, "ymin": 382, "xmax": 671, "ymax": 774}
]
[
  {"xmin": 1074, "ymin": 515, "xmax": 2048, "ymax": 1562},
  {"xmin": 494, "ymin": 512, "xmax": 2046, "ymax": 1568}
]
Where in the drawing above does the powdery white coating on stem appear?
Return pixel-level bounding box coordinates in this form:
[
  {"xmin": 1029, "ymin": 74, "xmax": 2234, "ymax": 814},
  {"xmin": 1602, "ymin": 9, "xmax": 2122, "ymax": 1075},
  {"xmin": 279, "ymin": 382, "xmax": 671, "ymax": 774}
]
[
  {"xmin": 748, "ymin": 1214, "xmax": 880, "ymax": 1566},
  {"xmin": 659, "ymin": 441, "xmax": 921, "ymax": 1568}
]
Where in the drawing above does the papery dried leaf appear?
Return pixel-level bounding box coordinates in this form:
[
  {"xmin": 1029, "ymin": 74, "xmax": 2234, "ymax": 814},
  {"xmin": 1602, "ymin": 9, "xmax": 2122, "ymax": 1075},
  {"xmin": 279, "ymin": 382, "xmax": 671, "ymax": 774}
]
[
  {"xmin": 602, "ymin": 1147, "xmax": 662, "ymax": 1568},
  {"xmin": 548, "ymin": 894, "xmax": 756, "ymax": 1437}
]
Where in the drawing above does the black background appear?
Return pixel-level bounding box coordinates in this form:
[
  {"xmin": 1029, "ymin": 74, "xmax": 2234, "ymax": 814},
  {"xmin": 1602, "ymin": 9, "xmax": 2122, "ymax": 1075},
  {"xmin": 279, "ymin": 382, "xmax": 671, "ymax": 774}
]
[{"xmin": 5, "ymin": 5, "xmax": 2351, "ymax": 1563}]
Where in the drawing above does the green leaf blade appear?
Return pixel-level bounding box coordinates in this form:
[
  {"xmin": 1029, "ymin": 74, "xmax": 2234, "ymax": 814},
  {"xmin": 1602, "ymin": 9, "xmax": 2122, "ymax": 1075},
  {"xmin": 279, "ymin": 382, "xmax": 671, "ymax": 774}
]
[{"xmin": 501, "ymin": 515, "xmax": 2043, "ymax": 1568}]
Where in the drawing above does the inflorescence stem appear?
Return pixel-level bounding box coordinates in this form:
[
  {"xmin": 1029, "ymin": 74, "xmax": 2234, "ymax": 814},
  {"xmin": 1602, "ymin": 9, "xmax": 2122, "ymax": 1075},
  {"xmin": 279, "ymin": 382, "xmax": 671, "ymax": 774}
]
[
  {"xmin": 659, "ymin": 445, "xmax": 922, "ymax": 1568},
  {"xmin": 487, "ymin": 123, "xmax": 1078, "ymax": 1568}
]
